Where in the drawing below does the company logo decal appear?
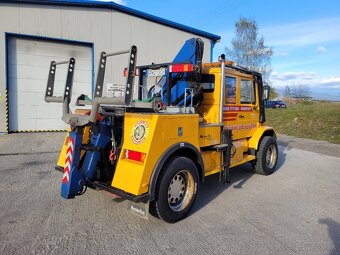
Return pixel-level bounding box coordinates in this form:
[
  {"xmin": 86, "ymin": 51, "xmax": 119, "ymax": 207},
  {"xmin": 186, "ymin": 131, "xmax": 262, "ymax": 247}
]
[{"xmin": 131, "ymin": 120, "xmax": 149, "ymax": 144}]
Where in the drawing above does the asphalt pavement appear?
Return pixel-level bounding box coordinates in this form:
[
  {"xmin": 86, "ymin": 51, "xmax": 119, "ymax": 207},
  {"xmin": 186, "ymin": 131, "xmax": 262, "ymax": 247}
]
[{"xmin": 0, "ymin": 132, "xmax": 339, "ymax": 255}]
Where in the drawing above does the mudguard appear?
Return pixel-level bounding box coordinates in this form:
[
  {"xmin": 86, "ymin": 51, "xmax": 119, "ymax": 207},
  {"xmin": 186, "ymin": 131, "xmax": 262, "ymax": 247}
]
[{"xmin": 248, "ymin": 126, "xmax": 276, "ymax": 150}]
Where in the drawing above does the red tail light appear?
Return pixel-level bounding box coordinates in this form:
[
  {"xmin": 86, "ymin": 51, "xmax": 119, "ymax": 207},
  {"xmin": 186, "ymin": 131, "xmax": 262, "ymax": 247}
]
[
  {"xmin": 169, "ymin": 63, "xmax": 194, "ymax": 73},
  {"xmin": 124, "ymin": 149, "xmax": 145, "ymax": 162},
  {"xmin": 123, "ymin": 68, "xmax": 139, "ymax": 77}
]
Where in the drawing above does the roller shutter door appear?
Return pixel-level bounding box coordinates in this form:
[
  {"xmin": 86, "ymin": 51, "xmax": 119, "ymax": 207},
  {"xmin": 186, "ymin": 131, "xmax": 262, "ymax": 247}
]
[{"xmin": 7, "ymin": 36, "xmax": 92, "ymax": 131}]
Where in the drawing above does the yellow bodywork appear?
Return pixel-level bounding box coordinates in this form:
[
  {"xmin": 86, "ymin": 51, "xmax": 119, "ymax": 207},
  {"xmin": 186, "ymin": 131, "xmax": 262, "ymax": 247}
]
[
  {"xmin": 57, "ymin": 62, "xmax": 275, "ymax": 197},
  {"xmin": 111, "ymin": 113, "xmax": 199, "ymax": 195},
  {"xmin": 110, "ymin": 110, "xmax": 271, "ymax": 196}
]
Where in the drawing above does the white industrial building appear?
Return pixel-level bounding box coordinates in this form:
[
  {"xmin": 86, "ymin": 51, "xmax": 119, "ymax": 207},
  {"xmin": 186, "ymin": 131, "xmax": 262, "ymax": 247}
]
[{"xmin": 0, "ymin": 0, "xmax": 220, "ymax": 133}]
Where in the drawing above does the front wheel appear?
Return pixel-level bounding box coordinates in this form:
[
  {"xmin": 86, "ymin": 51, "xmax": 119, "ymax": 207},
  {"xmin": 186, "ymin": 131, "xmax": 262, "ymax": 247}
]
[
  {"xmin": 150, "ymin": 157, "xmax": 199, "ymax": 223},
  {"xmin": 254, "ymin": 136, "xmax": 278, "ymax": 175}
]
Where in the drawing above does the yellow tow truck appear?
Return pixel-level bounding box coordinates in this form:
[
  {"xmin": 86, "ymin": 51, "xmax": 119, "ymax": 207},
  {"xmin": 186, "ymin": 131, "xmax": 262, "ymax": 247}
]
[{"xmin": 46, "ymin": 38, "xmax": 277, "ymax": 223}]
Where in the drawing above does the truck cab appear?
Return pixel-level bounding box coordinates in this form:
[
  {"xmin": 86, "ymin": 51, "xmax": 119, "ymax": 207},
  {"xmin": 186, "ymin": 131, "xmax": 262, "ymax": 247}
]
[{"xmin": 197, "ymin": 62, "xmax": 276, "ymax": 175}]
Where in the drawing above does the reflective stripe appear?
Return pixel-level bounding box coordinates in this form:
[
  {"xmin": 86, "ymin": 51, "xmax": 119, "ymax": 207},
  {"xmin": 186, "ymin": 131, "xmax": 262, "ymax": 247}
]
[{"xmin": 62, "ymin": 137, "xmax": 74, "ymax": 185}]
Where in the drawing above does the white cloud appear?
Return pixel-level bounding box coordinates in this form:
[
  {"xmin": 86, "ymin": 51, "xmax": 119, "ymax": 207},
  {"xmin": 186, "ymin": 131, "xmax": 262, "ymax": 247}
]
[
  {"xmin": 316, "ymin": 46, "xmax": 327, "ymax": 53},
  {"xmin": 270, "ymin": 71, "xmax": 340, "ymax": 92},
  {"xmin": 114, "ymin": 0, "xmax": 127, "ymax": 5},
  {"xmin": 271, "ymin": 71, "xmax": 315, "ymax": 81},
  {"xmin": 261, "ymin": 17, "xmax": 340, "ymax": 48},
  {"xmin": 321, "ymin": 77, "xmax": 340, "ymax": 88},
  {"xmin": 98, "ymin": 0, "xmax": 127, "ymax": 5},
  {"xmin": 321, "ymin": 77, "xmax": 340, "ymax": 84}
]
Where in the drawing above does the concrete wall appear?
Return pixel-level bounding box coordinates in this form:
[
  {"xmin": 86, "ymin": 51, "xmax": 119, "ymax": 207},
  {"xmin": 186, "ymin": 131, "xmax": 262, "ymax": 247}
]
[{"xmin": 0, "ymin": 3, "xmax": 212, "ymax": 133}]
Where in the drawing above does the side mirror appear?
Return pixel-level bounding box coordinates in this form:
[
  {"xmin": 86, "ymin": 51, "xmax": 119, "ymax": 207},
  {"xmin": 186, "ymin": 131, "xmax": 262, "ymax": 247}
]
[{"xmin": 263, "ymin": 84, "xmax": 270, "ymax": 101}]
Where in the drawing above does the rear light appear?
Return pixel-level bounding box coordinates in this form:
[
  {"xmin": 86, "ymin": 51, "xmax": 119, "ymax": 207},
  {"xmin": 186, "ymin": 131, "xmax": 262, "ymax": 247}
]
[
  {"xmin": 123, "ymin": 68, "xmax": 139, "ymax": 77},
  {"xmin": 124, "ymin": 149, "xmax": 146, "ymax": 162},
  {"xmin": 169, "ymin": 63, "xmax": 194, "ymax": 73}
]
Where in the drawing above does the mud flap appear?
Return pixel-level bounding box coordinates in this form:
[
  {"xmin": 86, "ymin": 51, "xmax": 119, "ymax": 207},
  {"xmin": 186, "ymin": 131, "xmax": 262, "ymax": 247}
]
[{"xmin": 128, "ymin": 201, "xmax": 149, "ymax": 220}]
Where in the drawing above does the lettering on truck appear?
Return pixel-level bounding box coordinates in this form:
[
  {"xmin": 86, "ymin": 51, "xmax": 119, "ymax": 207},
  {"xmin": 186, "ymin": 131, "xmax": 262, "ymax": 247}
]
[{"xmin": 224, "ymin": 123, "xmax": 257, "ymax": 131}]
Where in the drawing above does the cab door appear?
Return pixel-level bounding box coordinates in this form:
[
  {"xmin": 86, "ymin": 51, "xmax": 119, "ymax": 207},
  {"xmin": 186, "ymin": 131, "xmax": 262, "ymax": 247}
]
[{"xmin": 223, "ymin": 75, "xmax": 259, "ymax": 140}]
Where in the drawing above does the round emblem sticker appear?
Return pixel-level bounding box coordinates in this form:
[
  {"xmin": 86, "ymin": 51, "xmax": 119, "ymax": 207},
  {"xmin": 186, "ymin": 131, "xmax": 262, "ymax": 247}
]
[{"xmin": 131, "ymin": 120, "xmax": 149, "ymax": 144}]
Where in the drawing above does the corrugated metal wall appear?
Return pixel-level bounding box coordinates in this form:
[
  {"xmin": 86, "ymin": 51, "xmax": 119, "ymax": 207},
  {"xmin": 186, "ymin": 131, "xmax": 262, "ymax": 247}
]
[
  {"xmin": 7, "ymin": 36, "xmax": 92, "ymax": 131},
  {"xmin": 0, "ymin": 4, "xmax": 212, "ymax": 133}
]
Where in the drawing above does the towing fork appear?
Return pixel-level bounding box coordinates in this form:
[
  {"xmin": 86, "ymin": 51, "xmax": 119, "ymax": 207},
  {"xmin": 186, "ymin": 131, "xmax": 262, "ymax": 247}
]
[{"xmin": 45, "ymin": 46, "xmax": 137, "ymax": 198}]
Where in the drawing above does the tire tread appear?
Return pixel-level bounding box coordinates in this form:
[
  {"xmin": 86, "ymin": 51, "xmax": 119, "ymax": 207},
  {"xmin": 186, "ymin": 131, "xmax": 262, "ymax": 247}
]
[
  {"xmin": 254, "ymin": 136, "xmax": 278, "ymax": 175},
  {"xmin": 149, "ymin": 156, "xmax": 198, "ymax": 223}
]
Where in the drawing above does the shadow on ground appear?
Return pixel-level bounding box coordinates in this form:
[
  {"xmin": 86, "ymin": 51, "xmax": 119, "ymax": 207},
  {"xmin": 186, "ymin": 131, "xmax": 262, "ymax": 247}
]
[
  {"xmin": 191, "ymin": 146, "xmax": 287, "ymax": 215},
  {"xmin": 319, "ymin": 218, "xmax": 340, "ymax": 255},
  {"xmin": 0, "ymin": 160, "xmax": 47, "ymax": 175}
]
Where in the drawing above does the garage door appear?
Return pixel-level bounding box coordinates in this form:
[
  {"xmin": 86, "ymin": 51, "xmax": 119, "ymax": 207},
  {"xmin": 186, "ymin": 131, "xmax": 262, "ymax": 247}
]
[{"xmin": 7, "ymin": 36, "xmax": 92, "ymax": 131}]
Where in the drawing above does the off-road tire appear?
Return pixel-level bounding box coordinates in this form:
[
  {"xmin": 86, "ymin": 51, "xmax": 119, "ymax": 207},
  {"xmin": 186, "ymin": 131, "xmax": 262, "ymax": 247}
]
[
  {"xmin": 254, "ymin": 136, "xmax": 278, "ymax": 175},
  {"xmin": 150, "ymin": 156, "xmax": 199, "ymax": 223}
]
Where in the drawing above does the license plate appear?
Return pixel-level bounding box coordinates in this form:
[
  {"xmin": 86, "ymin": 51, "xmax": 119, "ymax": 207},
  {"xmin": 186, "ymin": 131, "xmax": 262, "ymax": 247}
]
[{"xmin": 145, "ymin": 68, "xmax": 165, "ymax": 77}]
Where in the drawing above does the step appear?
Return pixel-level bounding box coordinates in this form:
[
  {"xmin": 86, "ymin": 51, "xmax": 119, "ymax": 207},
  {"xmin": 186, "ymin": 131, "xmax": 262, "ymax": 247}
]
[{"xmin": 212, "ymin": 144, "xmax": 229, "ymax": 152}]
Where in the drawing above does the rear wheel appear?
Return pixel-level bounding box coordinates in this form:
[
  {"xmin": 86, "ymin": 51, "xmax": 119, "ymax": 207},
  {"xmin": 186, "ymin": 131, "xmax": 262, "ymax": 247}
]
[
  {"xmin": 254, "ymin": 136, "xmax": 278, "ymax": 175},
  {"xmin": 150, "ymin": 157, "xmax": 199, "ymax": 223}
]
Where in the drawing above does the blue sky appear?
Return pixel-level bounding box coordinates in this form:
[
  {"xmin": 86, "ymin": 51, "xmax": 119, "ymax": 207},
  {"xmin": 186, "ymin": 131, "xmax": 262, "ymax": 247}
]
[{"xmin": 110, "ymin": 0, "xmax": 340, "ymax": 100}]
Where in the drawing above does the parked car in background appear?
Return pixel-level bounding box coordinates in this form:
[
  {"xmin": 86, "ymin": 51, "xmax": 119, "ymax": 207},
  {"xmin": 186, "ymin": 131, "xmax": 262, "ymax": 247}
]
[{"xmin": 265, "ymin": 100, "xmax": 287, "ymax": 108}]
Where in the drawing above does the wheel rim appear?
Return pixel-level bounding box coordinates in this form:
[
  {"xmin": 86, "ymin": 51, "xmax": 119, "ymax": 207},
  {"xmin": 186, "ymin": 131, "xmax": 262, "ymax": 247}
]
[
  {"xmin": 266, "ymin": 144, "xmax": 277, "ymax": 169},
  {"xmin": 167, "ymin": 170, "xmax": 195, "ymax": 212}
]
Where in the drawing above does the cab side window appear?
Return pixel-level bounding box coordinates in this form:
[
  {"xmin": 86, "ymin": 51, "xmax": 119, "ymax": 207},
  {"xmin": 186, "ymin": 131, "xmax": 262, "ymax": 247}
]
[
  {"xmin": 226, "ymin": 77, "xmax": 236, "ymax": 104},
  {"xmin": 240, "ymin": 79, "xmax": 255, "ymax": 104}
]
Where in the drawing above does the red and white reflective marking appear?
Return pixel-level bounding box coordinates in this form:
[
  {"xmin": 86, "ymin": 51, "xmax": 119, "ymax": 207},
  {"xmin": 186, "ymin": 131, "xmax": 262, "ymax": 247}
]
[
  {"xmin": 62, "ymin": 137, "xmax": 74, "ymax": 185},
  {"xmin": 223, "ymin": 112, "xmax": 238, "ymax": 121}
]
